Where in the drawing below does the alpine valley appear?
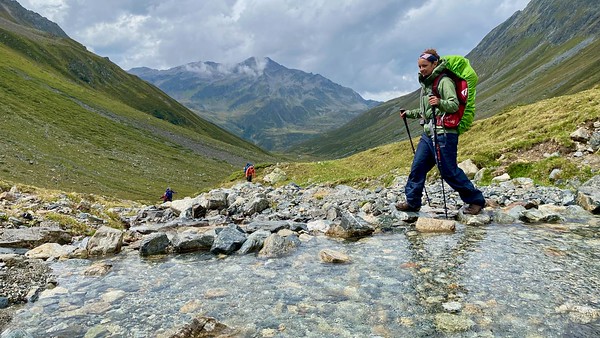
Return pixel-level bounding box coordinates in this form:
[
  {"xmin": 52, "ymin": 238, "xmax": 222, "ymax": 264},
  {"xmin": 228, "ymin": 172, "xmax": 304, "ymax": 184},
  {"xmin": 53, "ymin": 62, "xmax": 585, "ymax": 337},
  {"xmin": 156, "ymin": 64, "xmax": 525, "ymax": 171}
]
[
  {"xmin": 129, "ymin": 57, "xmax": 380, "ymax": 151},
  {"xmin": 0, "ymin": 0, "xmax": 599, "ymax": 200}
]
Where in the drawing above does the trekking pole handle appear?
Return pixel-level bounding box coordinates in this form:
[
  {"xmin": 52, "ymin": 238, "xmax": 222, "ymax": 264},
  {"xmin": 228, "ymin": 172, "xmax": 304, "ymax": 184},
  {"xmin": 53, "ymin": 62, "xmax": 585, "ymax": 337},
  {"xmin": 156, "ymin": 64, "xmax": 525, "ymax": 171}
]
[{"xmin": 428, "ymin": 94, "xmax": 439, "ymax": 107}]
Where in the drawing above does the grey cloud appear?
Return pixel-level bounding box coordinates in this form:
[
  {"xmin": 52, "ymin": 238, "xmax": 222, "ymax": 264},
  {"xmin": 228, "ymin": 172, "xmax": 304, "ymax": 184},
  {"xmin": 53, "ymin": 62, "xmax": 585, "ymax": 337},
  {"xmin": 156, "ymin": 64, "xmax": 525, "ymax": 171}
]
[{"xmin": 19, "ymin": 0, "xmax": 530, "ymax": 101}]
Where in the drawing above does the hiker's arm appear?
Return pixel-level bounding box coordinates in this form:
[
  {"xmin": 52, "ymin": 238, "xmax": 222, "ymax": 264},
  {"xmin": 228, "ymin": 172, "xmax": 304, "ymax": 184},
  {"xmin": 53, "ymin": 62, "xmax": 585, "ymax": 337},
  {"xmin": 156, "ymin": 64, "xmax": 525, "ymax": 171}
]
[
  {"xmin": 438, "ymin": 77, "xmax": 459, "ymax": 114},
  {"xmin": 401, "ymin": 108, "xmax": 419, "ymax": 119}
]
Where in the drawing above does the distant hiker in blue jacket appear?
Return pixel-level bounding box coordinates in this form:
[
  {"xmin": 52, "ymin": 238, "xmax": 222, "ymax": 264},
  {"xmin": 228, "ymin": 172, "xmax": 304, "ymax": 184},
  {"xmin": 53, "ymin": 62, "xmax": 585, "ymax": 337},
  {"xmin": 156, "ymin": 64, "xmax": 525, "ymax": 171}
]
[{"xmin": 161, "ymin": 187, "xmax": 176, "ymax": 202}]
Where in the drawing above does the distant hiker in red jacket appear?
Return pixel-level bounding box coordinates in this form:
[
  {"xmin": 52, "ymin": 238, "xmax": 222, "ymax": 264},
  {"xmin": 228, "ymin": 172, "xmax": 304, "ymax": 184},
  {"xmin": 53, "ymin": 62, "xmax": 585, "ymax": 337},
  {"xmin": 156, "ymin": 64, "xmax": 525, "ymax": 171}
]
[{"xmin": 244, "ymin": 163, "xmax": 255, "ymax": 182}]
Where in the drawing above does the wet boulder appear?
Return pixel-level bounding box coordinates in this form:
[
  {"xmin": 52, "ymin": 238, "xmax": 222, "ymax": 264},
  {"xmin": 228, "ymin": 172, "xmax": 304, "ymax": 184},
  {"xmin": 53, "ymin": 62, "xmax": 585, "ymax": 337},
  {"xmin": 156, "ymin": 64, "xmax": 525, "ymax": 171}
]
[
  {"xmin": 86, "ymin": 226, "xmax": 123, "ymax": 256},
  {"xmin": 172, "ymin": 229, "xmax": 214, "ymax": 253},
  {"xmin": 520, "ymin": 206, "xmax": 563, "ymax": 223},
  {"xmin": 319, "ymin": 249, "xmax": 350, "ymax": 263},
  {"xmin": 25, "ymin": 243, "xmax": 79, "ymax": 260},
  {"xmin": 457, "ymin": 210, "xmax": 492, "ymax": 226},
  {"xmin": 168, "ymin": 315, "xmax": 239, "ymax": 338},
  {"xmin": 210, "ymin": 224, "xmax": 247, "ymax": 255},
  {"xmin": 139, "ymin": 232, "xmax": 171, "ymax": 256},
  {"xmin": 238, "ymin": 229, "xmax": 270, "ymax": 254},
  {"xmin": 307, "ymin": 219, "xmax": 332, "ymax": 234},
  {"xmin": 83, "ymin": 262, "xmax": 112, "ymax": 276},
  {"xmin": 242, "ymin": 220, "xmax": 290, "ymax": 234},
  {"xmin": 326, "ymin": 212, "xmax": 374, "ymax": 239},
  {"xmin": 257, "ymin": 233, "xmax": 300, "ymax": 258},
  {"xmin": 576, "ymin": 175, "xmax": 600, "ymax": 214}
]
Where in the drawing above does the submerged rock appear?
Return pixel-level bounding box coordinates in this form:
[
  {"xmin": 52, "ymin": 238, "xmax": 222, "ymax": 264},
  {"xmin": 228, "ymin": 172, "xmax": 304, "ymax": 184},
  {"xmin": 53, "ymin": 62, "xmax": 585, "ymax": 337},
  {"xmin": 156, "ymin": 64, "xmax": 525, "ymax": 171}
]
[
  {"xmin": 319, "ymin": 249, "xmax": 350, "ymax": 263},
  {"xmin": 167, "ymin": 315, "xmax": 239, "ymax": 338},
  {"xmin": 434, "ymin": 313, "xmax": 475, "ymax": 332}
]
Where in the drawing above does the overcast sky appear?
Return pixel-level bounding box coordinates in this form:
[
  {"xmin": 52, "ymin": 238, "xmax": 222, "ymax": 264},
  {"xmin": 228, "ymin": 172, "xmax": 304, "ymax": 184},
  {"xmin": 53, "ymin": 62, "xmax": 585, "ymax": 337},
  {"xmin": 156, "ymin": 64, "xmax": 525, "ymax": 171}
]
[{"xmin": 19, "ymin": 0, "xmax": 530, "ymax": 102}]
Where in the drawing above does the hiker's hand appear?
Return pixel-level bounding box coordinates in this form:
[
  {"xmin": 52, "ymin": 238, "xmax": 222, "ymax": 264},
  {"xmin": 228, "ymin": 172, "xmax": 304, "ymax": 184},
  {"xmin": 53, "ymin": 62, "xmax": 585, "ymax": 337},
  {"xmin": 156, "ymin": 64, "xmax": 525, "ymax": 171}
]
[
  {"xmin": 399, "ymin": 109, "xmax": 407, "ymax": 118},
  {"xmin": 428, "ymin": 95, "xmax": 439, "ymax": 107}
]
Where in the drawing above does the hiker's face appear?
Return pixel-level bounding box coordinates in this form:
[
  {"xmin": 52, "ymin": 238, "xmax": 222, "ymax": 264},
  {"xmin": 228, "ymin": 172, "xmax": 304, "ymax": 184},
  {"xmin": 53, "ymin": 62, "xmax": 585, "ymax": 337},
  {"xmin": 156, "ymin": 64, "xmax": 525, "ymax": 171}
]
[{"xmin": 418, "ymin": 59, "xmax": 437, "ymax": 77}]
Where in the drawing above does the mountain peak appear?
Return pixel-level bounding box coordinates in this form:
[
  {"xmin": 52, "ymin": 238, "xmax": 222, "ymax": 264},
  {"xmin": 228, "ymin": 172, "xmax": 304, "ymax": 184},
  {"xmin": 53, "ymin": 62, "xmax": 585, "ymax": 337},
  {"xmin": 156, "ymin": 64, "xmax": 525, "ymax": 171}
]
[
  {"xmin": 178, "ymin": 57, "xmax": 283, "ymax": 79},
  {"xmin": 237, "ymin": 56, "xmax": 271, "ymax": 77},
  {"xmin": 130, "ymin": 57, "xmax": 379, "ymax": 151}
]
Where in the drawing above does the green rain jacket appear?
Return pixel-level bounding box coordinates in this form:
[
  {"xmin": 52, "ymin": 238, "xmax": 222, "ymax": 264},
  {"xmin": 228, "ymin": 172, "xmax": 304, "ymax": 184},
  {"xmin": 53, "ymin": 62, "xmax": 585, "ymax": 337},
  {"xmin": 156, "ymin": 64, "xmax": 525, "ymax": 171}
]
[{"xmin": 405, "ymin": 58, "xmax": 459, "ymax": 135}]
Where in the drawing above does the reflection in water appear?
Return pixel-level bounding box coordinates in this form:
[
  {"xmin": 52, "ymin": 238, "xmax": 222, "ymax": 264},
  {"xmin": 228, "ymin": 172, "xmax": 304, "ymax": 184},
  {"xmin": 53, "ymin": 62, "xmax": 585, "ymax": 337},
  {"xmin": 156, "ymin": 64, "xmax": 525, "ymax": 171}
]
[
  {"xmin": 2, "ymin": 222, "xmax": 600, "ymax": 337},
  {"xmin": 402, "ymin": 224, "xmax": 487, "ymax": 335}
]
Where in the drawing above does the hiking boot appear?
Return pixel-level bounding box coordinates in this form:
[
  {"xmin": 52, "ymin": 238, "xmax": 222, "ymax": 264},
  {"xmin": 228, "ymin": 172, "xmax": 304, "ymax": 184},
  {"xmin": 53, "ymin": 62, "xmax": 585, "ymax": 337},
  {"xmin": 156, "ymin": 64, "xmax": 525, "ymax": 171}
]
[
  {"xmin": 395, "ymin": 202, "xmax": 420, "ymax": 212},
  {"xmin": 463, "ymin": 204, "xmax": 483, "ymax": 215}
]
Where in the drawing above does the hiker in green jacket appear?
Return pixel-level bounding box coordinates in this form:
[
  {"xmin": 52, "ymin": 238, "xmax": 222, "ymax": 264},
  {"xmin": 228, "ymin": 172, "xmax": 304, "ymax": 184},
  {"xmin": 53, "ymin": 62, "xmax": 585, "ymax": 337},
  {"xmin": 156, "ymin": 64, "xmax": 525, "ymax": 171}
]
[{"xmin": 397, "ymin": 48, "xmax": 485, "ymax": 215}]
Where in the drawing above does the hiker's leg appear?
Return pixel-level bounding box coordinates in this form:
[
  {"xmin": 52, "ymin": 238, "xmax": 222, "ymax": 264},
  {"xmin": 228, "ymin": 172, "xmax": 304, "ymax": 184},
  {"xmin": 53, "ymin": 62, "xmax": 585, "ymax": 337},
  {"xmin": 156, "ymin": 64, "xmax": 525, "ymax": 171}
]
[
  {"xmin": 437, "ymin": 133, "xmax": 485, "ymax": 206},
  {"xmin": 405, "ymin": 133, "xmax": 436, "ymax": 208}
]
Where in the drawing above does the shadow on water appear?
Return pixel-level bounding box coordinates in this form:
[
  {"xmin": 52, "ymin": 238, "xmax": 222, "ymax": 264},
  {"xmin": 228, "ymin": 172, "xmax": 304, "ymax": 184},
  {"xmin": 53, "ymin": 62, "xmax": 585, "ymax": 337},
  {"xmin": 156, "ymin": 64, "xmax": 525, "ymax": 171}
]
[{"xmin": 2, "ymin": 219, "xmax": 600, "ymax": 337}]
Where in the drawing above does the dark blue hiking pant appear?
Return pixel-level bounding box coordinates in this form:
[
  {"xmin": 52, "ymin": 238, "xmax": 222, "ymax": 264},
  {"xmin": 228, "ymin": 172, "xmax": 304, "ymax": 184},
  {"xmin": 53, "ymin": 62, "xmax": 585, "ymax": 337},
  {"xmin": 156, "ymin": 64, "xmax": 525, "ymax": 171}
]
[{"xmin": 405, "ymin": 132, "xmax": 485, "ymax": 209}]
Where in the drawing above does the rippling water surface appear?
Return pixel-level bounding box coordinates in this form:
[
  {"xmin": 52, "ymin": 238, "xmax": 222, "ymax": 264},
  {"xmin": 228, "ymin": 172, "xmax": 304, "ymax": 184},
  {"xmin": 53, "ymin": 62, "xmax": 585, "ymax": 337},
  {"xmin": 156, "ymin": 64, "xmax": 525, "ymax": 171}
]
[{"xmin": 3, "ymin": 221, "xmax": 600, "ymax": 337}]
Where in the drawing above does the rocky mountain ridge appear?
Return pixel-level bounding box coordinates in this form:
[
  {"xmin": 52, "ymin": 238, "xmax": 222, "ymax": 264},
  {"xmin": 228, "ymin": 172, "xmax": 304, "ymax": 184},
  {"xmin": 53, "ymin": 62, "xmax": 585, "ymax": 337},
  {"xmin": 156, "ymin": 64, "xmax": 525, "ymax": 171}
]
[{"xmin": 0, "ymin": 0, "xmax": 68, "ymax": 38}]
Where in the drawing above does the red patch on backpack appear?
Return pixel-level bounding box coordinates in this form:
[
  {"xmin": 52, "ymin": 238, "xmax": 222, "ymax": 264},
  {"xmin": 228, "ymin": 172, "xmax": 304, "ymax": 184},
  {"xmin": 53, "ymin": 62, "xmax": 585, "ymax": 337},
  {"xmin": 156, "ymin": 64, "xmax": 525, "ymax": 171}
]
[{"xmin": 432, "ymin": 70, "xmax": 468, "ymax": 129}]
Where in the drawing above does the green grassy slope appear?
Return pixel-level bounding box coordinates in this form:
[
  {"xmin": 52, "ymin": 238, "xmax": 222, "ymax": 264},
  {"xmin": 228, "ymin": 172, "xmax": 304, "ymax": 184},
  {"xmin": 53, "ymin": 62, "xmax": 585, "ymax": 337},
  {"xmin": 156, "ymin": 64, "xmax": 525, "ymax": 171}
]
[
  {"xmin": 0, "ymin": 24, "xmax": 264, "ymax": 149},
  {"xmin": 263, "ymin": 87, "xmax": 599, "ymax": 188},
  {"xmin": 0, "ymin": 26, "xmax": 277, "ymax": 202},
  {"xmin": 473, "ymin": 38, "xmax": 600, "ymax": 120}
]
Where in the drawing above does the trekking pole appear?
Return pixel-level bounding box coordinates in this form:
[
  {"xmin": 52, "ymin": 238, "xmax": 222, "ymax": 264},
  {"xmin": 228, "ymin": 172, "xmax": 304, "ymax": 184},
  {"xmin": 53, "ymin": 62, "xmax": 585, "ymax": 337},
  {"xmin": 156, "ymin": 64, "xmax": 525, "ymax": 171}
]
[
  {"xmin": 401, "ymin": 111, "xmax": 431, "ymax": 206},
  {"xmin": 429, "ymin": 97, "xmax": 449, "ymax": 219}
]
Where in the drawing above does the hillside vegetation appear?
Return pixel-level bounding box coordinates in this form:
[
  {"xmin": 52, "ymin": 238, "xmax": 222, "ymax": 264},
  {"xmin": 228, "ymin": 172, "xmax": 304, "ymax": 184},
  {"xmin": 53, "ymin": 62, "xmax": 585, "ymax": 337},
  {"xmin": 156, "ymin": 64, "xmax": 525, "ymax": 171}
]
[
  {"xmin": 0, "ymin": 15, "xmax": 276, "ymax": 202},
  {"xmin": 256, "ymin": 87, "xmax": 599, "ymax": 189}
]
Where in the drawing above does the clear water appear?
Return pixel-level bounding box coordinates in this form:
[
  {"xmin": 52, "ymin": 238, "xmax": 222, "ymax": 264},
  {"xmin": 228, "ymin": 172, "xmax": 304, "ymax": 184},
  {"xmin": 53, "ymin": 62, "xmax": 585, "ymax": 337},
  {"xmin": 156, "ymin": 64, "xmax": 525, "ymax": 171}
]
[{"xmin": 2, "ymin": 221, "xmax": 600, "ymax": 337}]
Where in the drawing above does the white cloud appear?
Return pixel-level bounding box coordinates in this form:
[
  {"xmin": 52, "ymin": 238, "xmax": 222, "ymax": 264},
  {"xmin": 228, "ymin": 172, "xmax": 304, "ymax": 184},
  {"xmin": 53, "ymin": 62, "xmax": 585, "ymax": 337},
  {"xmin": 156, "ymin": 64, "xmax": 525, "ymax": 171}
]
[
  {"xmin": 21, "ymin": 0, "xmax": 67, "ymax": 22},
  {"xmin": 361, "ymin": 89, "xmax": 412, "ymax": 103}
]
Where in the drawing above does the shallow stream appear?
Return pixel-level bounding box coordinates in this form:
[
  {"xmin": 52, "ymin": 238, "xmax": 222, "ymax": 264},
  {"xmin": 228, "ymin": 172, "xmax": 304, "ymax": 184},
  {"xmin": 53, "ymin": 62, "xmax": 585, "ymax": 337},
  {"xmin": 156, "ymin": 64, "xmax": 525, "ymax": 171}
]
[{"xmin": 3, "ymin": 221, "xmax": 600, "ymax": 337}]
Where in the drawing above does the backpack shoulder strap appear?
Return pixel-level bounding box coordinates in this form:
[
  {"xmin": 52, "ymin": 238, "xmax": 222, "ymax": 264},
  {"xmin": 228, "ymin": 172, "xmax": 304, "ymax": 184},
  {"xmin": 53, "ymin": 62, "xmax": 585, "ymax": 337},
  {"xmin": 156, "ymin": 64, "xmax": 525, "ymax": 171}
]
[{"xmin": 431, "ymin": 72, "xmax": 447, "ymax": 97}]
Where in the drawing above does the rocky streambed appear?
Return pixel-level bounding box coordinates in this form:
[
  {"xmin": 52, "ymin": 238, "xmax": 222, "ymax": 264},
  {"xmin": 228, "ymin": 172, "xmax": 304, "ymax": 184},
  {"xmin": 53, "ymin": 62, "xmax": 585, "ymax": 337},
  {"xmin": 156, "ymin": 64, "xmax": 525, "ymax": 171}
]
[{"xmin": 1, "ymin": 171, "xmax": 599, "ymax": 337}]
